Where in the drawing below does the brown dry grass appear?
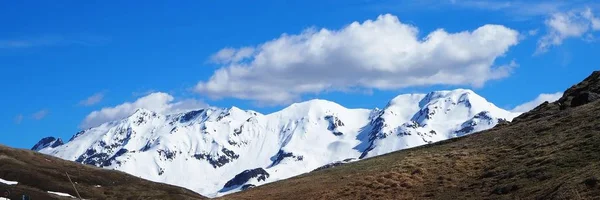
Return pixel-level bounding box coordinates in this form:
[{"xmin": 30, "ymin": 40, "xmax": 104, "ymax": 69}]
[
  {"xmin": 0, "ymin": 145, "xmax": 206, "ymax": 200},
  {"xmin": 222, "ymin": 74, "xmax": 600, "ymax": 200}
]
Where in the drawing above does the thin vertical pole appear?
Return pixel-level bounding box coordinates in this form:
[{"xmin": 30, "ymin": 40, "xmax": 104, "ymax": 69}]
[{"xmin": 65, "ymin": 172, "xmax": 82, "ymax": 199}]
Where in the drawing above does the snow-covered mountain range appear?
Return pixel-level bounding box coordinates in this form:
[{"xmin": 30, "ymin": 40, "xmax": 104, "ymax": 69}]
[{"xmin": 34, "ymin": 89, "xmax": 520, "ymax": 198}]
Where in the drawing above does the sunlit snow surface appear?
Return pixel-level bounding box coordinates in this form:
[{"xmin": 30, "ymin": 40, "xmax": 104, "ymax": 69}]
[
  {"xmin": 47, "ymin": 191, "xmax": 76, "ymax": 198},
  {"xmin": 0, "ymin": 177, "xmax": 17, "ymax": 185},
  {"xmin": 38, "ymin": 89, "xmax": 520, "ymax": 197}
]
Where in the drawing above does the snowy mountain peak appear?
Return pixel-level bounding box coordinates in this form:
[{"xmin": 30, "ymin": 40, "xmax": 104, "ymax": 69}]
[
  {"xmin": 271, "ymin": 99, "xmax": 357, "ymax": 121},
  {"xmin": 419, "ymin": 89, "xmax": 477, "ymax": 106},
  {"xmin": 131, "ymin": 108, "xmax": 158, "ymax": 117},
  {"xmin": 35, "ymin": 89, "xmax": 520, "ymax": 198},
  {"xmin": 31, "ymin": 137, "xmax": 64, "ymax": 151},
  {"xmin": 284, "ymin": 99, "xmax": 345, "ymax": 111}
]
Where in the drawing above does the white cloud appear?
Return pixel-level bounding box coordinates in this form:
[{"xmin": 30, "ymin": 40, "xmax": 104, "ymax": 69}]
[
  {"xmin": 0, "ymin": 35, "xmax": 109, "ymax": 49},
  {"xmin": 32, "ymin": 110, "xmax": 49, "ymax": 120},
  {"xmin": 528, "ymin": 29, "xmax": 539, "ymax": 36},
  {"xmin": 80, "ymin": 92, "xmax": 207, "ymax": 129},
  {"xmin": 14, "ymin": 114, "xmax": 23, "ymax": 124},
  {"xmin": 452, "ymin": 1, "xmax": 567, "ymax": 18},
  {"xmin": 79, "ymin": 92, "xmax": 105, "ymax": 106},
  {"xmin": 132, "ymin": 89, "xmax": 157, "ymax": 97},
  {"xmin": 210, "ymin": 47, "xmax": 255, "ymax": 64},
  {"xmin": 537, "ymin": 7, "xmax": 600, "ymax": 54},
  {"xmin": 372, "ymin": 0, "xmax": 570, "ymax": 20},
  {"xmin": 512, "ymin": 92, "xmax": 563, "ymax": 113},
  {"xmin": 0, "ymin": 36, "xmax": 60, "ymax": 48},
  {"xmin": 195, "ymin": 14, "xmax": 520, "ymax": 105}
]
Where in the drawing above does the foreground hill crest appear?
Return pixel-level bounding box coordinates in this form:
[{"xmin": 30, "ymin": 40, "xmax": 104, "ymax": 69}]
[
  {"xmin": 221, "ymin": 70, "xmax": 600, "ymax": 200},
  {"xmin": 35, "ymin": 88, "xmax": 519, "ymax": 197}
]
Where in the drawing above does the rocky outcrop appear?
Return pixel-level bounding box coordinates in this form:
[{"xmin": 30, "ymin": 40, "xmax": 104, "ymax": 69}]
[
  {"xmin": 223, "ymin": 168, "xmax": 270, "ymax": 189},
  {"xmin": 31, "ymin": 137, "xmax": 63, "ymax": 151}
]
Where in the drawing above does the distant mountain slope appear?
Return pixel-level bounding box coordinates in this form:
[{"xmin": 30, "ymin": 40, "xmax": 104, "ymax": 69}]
[
  {"xmin": 221, "ymin": 71, "xmax": 600, "ymax": 200},
  {"xmin": 0, "ymin": 144, "xmax": 206, "ymax": 200},
  {"xmin": 34, "ymin": 89, "xmax": 519, "ymax": 197}
]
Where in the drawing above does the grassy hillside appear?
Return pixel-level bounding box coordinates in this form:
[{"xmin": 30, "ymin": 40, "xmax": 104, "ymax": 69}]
[
  {"xmin": 222, "ymin": 71, "xmax": 600, "ymax": 200},
  {"xmin": 0, "ymin": 145, "xmax": 206, "ymax": 200}
]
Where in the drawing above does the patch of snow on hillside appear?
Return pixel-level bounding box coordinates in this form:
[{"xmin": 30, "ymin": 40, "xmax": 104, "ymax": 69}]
[
  {"xmin": 47, "ymin": 191, "xmax": 76, "ymax": 198},
  {"xmin": 0, "ymin": 177, "xmax": 17, "ymax": 185}
]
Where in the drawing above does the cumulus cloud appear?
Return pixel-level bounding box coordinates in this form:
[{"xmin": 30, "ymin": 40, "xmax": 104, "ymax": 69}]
[
  {"xmin": 512, "ymin": 92, "xmax": 563, "ymax": 113},
  {"xmin": 32, "ymin": 110, "xmax": 49, "ymax": 120},
  {"xmin": 537, "ymin": 7, "xmax": 600, "ymax": 54},
  {"xmin": 80, "ymin": 92, "xmax": 208, "ymax": 129},
  {"xmin": 79, "ymin": 92, "xmax": 105, "ymax": 106},
  {"xmin": 195, "ymin": 14, "xmax": 520, "ymax": 105},
  {"xmin": 14, "ymin": 114, "xmax": 23, "ymax": 124}
]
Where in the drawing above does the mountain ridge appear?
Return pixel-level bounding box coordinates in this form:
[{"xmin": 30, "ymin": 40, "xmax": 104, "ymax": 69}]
[
  {"xmin": 220, "ymin": 70, "xmax": 600, "ymax": 200},
  {"xmin": 34, "ymin": 88, "xmax": 520, "ymax": 197}
]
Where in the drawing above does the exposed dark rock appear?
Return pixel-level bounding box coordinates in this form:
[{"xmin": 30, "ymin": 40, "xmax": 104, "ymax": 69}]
[
  {"xmin": 233, "ymin": 125, "xmax": 243, "ymax": 136},
  {"xmin": 406, "ymin": 121, "xmax": 420, "ymax": 129},
  {"xmin": 216, "ymin": 112, "xmax": 231, "ymax": 121},
  {"xmin": 75, "ymin": 148, "xmax": 110, "ymax": 167},
  {"xmin": 456, "ymin": 125, "xmax": 475, "ymax": 135},
  {"xmin": 140, "ymin": 140, "xmax": 155, "ymax": 152},
  {"xmin": 135, "ymin": 116, "xmax": 146, "ymax": 125},
  {"xmin": 413, "ymin": 107, "xmax": 435, "ymax": 121},
  {"xmin": 583, "ymin": 177, "xmax": 598, "ymax": 187},
  {"xmin": 114, "ymin": 149, "xmax": 128, "ymax": 157},
  {"xmin": 332, "ymin": 131, "xmax": 344, "ymax": 136},
  {"xmin": 473, "ymin": 111, "xmax": 492, "ymax": 120},
  {"xmin": 193, "ymin": 148, "xmax": 239, "ymax": 168},
  {"xmin": 557, "ymin": 71, "xmax": 600, "ymax": 109},
  {"xmin": 31, "ymin": 137, "xmax": 63, "ymax": 151},
  {"xmin": 514, "ymin": 71, "xmax": 600, "ymax": 123},
  {"xmin": 157, "ymin": 149, "xmax": 177, "ymax": 161},
  {"xmin": 223, "ymin": 168, "xmax": 270, "ymax": 189},
  {"xmin": 455, "ymin": 112, "xmax": 497, "ymax": 135},
  {"xmin": 221, "ymin": 148, "xmax": 238, "ymax": 159},
  {"xmin": 571, "ymin": 92, "xmax": 600, "ymax": 107},
  {"xmin": 269, "ymin": 150, "xmax": 303, "ymax": 167},
  {"xmin": 458, "ymin": 93, "xmax": 473, "ymax": 108},
  {"xmin": 495, "ymin": 118, "xmax": 510, "ymax": 128},
  {"xmin": 179, "ymin": 109, "xmax": 204, "ymax": 123},
  {"xmin": 241, "ymin": 184, "xmax": 256, "ymax": 191},
  {"xmin": 104, "ymin": 148, "xmax": 128, "ymax": 166},
  {"xmin": 74, "ymin": 147, "xmax": 130, "ymax": 167},
  {"xmin": 398, "ymin": 131, "xmax": 411, "ymax": 136},
  {"xmin": 69, "ymin": 130, "xmax": 87, "ymax": 142},
  {"xmin": 491, "ymin": 184, "xmax": 520, "ymax": 195},
  {"xmin": 312, "ymin": 160, "xmax": 350, "ymax": 172},
  {"xmin": 325, "ymin": 115, "xmax": 345, "ymax": 131},
  {"xmin": 359, "ymin": 113, "xmax": 386, "ymax": 159}
]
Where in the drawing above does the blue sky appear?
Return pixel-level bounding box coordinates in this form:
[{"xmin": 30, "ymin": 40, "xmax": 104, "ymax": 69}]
[{"xmin": 2, "ymin": 0, "xmax": 600, "ymax": 149}]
